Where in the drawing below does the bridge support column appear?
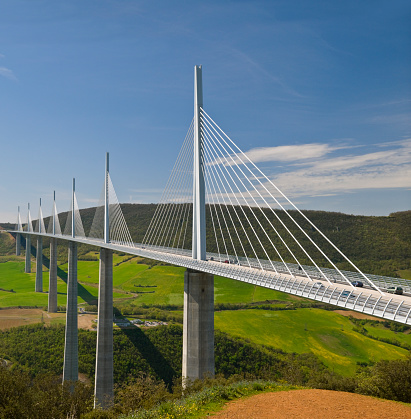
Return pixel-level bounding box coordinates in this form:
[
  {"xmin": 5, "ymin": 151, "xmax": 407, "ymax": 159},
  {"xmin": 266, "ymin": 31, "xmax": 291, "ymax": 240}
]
[
  {"xmin": 182, "ymin": 269, "xmax": 214, "ymax": 384},
  {"xmin": 16, "ymin": 233, "xmax": 21, "ymax": 256},
  {"xmin": 35, "ymin": 236, "xmax": 43, "ymax": 292},
  {"xmin": 48, "ymin": 238, "xmax": 58, "ymax": 313},
  {"xmin": 63, "ymin": 241, "xmax": 78, "ymax": 384},
  {"xmin": 25, "ymin": 235, "xmax": 31, "ymax": 273},
  {"xmin": 94, "ymin": 247, "xmax": 114, "ymax": 410}
]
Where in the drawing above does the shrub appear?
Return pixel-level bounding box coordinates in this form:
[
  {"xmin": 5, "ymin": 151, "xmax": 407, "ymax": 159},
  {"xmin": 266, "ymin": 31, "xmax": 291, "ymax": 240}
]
[
  {"xmin": 114, "ymin": 374, "xmax": 170, "ymax": 414},
  {"xmin": 356, "ymin": 357, "xmax": 411, "ymax": 403}
]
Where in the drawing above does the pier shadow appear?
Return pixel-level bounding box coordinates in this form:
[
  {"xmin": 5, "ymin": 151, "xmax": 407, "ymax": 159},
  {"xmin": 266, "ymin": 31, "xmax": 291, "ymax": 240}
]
[
  {"xmin": 55, "ymin": 266, "xmax": 97, "ymax": 305},
  {"xmin": 21, "ymin": 236, "xmax": 97, "ymax": 305},
  {"xmin": 118, "ymin": 327, "xmax": 177, "ymax": 387}
]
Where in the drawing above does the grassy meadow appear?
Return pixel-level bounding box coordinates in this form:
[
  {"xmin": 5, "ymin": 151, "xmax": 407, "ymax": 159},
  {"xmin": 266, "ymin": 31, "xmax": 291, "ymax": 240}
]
[
  {"xmin": 0, "ymin": 253, "xmax": 292, "ymax": 308},
  {"xmin": 214, "ymin": 308, "xmax": 411, "ymax": 375}
]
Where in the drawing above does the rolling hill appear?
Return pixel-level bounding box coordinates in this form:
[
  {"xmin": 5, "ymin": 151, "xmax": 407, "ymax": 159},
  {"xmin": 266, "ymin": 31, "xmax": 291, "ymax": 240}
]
[{"xmin": 2, "ymin": 206, "xmax": 410, "ymax": 277}]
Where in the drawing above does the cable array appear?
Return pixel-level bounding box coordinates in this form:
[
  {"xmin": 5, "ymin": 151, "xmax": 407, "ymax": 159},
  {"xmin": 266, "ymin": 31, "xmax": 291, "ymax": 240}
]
[
  {"xmin": 15, "ymin": 211, "xmax": 23, "ymax": 232},
  {"xmin": 199, "ymin": 108, "xmax": 380, "ymax": 289},
  {"xmin": 63, "ymin": 193, "xmax": 85, "ymax": 237},
  {"xmin": 47, "ymin": 201, "xmax": 62, "ymax": 235},
  {"xmin": 88, "ymin": 174, "xmax": 134, "ymax": 247},
  {"xmin": 142, "ymin": 119, "xmax": 194, "ymax": 251},
  {"xmin": 142, "ymin": 107, "xmax": 381, "ymax": 290},
  {"xmin": 34, "ymin": 206, "xmax": 46, "ymax": 234},
  {"xmin": 107, "ymin": 174, "xmax": 134, "ymax": 247},
  {"xmin": 24, "ymin": 209, "xmax": 33, "ymax": 232}
]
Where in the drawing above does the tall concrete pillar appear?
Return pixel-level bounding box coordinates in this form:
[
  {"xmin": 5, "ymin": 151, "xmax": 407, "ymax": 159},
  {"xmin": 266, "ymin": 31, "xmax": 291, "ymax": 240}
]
[
  {"xmin": 182, "ymin": 269, "xmax": 214, "ymax": 383},
  {"xmin": 16, "ymin": 233, "xmax": 21, "ymax": 256},
  {"xmin": 25, "ymin": 235, "xmax": 31, "ymax": 273},
  {"xmin": 94, "ymin": 247, "xmax": 114, "ymax": 409},
  {"xmin": 63, "ymin": 241, "xmax": 78, "ymax": 383},
  {"xmin": 192, "ymin": 65, "xmax": 206, "ymax": 261},
  {"xmin": 48, "ymin": 238, "xmax": 58, "ymax": 313},
  {"xmin": 35, "ymin": 236, "xmax": 43, "ymax": 292}
]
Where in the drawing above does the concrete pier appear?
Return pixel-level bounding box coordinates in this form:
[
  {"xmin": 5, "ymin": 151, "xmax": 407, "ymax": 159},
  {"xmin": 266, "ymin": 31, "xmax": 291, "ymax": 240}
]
[
  {"xmin": 94, "ymin": 248, "xmax": 114, "ymax": 409},
  {"xmin": 16, "ymin": 233, "xmax": 21, "ymax": 256},
  {"xmin": 25, "ymin": 235, "xmax": 31, "ymax": 273},
  {"xmin": 63, "ymin": 241, "xmax": 78, "ymax": 383},
  {"xmin": 35, "ymin": 236, "xmax": 43, "ymax": 292},
  {"xmin": 182, "ymin": 269, "xmax": 214, "ymax": 383},
  {"xmin": 48, "ymin": 238, "xmax": 58, "ymax": 313}
]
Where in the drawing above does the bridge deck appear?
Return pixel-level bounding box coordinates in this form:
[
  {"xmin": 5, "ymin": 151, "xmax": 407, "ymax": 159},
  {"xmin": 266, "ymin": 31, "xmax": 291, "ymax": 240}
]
[{"xmin": 10, "ymin": 231, "xmax": 411, "ymax": 325}]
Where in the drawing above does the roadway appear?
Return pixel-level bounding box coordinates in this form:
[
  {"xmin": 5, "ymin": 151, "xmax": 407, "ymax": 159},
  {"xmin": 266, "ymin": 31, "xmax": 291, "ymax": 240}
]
[{"xmin": 7, "ymin": 230, "xmax": 411, "ymax": 325}]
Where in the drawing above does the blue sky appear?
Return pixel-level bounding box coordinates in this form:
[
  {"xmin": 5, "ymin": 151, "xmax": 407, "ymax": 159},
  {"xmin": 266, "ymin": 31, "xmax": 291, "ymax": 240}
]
[{"xmin": 0, "ymin": 0, "xmax": 410, "ymax": 223}]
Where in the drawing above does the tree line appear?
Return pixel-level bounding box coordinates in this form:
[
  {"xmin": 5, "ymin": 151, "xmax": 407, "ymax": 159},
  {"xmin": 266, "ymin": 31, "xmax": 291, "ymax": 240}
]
[{"xmin": 1, "ymin": 207, "xmax": 410, "ymax": 277}]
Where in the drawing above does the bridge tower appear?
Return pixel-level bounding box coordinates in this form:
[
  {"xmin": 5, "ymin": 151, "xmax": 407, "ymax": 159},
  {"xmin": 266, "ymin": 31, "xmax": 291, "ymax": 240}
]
[
  {"xmin": 63, "ymin": 179, "xmax": 79, "ymax": 384},
  {"xmin": 94, "ymin": 152, "xmax": 114, "ymax": 409},
  {"xmin": 48, "ymin": 191, "xmax": 58, "ymax": 313},
  {"xmin": 182, "ymin": 65, "xmax": 215, "ymax": 383},
  {"xmin": 16, "ymin": 206, "xmax": 21, "ymax": 256},
  {"xmin": 25, "ymin": 203, "xmax": 31, "ymax": 273},
  {"xmin": 35, "ymin": 198, "xmax": 43, "ymax": 292}
]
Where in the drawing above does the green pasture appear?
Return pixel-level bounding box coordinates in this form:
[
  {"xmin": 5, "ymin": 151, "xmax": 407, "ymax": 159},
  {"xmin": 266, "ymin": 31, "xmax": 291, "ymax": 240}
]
[
  {"xmin": 360, "ymin": 322, "xmax": 411, "ymax": 347},
  {"xmin": 0, "ymin": 256, "xmax": 293, "ymax": 308},
  {"xmin": 72, "ymin": 255, "xmax": 295, "ymax": 306},
  {"xmin": 66, "ymin": 256, "xmax": 294, "ymax": 306},
  {"xmin": 214, "ymin": 308, "xmax": 410, "ymax": 375},
  {"xmin": 0, "ymin": 261, "xmax": 54, "ymax": 306},
  {"xmin": 0, "ymin": 259, "xmax": 123, "ymax": 307},
  {"xmin": 118, "ymin": 263, "xmax": 295, "ymax": 306},
  {"xmin": 398, "ymin": 269, "xmax": 411, "ymax": 280}
]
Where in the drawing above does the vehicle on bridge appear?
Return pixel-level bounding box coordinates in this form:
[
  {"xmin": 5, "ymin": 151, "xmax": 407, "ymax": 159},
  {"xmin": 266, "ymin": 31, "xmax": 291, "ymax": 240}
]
[
  {"xmin": 387, "ymin": 286, "xmax": 403, "ymax": 295},
  {"xmin": 351, "ymin": 281, "xmax": 363, "ymax": 287}
]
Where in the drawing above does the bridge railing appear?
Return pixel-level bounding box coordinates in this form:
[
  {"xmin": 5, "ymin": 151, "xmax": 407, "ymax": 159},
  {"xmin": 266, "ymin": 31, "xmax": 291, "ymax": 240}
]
[
  {"xmin": 130, "ymin": 246, "xmax": 411, "ymax": 325},
  {"xmin": 134, "ymin": 243, "xmax": 411, "ymax": 293},
  {"xmin": 9, "ymin": 230, "xmax": 411, "ymax": 324}
]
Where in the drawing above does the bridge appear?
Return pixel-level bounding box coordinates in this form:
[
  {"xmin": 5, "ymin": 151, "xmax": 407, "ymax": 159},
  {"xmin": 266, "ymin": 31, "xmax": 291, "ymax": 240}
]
[{"xmin": 6, "ymin": 66, "xmax": 411, "ymax": 409}]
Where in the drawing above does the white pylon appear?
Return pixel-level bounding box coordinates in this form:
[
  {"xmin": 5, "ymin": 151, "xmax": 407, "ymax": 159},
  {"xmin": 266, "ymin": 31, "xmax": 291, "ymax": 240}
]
[
  {"xmin": 192, "ymin": 65, "xmax": 206, "ymax": 261},
  {"xmin": 104, "ymin": 152, "xmax": 110, "ymax": 244}
]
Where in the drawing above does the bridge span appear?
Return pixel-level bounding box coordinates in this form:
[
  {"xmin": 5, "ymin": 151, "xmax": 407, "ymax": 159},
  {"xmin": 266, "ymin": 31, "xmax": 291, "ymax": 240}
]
[{"xmin": 15, "ymin": 230, "xmax": 411, "ymax": 326}]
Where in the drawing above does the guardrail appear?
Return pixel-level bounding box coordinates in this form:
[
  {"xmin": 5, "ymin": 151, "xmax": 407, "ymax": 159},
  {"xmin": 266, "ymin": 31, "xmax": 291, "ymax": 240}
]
[{"xmin": 9, "ymin": 231, "xmax": 411, "ymax": 324}]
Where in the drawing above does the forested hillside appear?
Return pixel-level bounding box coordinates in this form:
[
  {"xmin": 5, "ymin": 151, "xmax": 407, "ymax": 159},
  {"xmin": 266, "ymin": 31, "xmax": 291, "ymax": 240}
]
[
  {"xmin": 1, "ymin": 206, "xmax": 410, "ymax": 277},
  {"xmin": 1, "ymin": 322, "xmax": 411, "ymax": 418},
  {"xmin": 0, "ymin": 323, "xmax": 323, "ymax": 386}
]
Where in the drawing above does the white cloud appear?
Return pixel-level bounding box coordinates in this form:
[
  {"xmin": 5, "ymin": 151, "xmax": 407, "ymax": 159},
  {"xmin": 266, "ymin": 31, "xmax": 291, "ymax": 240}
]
[
  {"xmin": 242, "ymin": 143, "xmax": 343, "ymax": 163},
  {"xmin": 265, "ymin": 139, "xmax": 411, "ymax": 198},
  {"xmin": 203, "ymin": 140, "xmax": 411, "ymax": 214},
  {"xmin": 209, "ymin": 142, "xmax": 351, "ymax": 169},
  {"xmin": 0, "ymin": 67, "xmax": 17, "ymax": 81}
]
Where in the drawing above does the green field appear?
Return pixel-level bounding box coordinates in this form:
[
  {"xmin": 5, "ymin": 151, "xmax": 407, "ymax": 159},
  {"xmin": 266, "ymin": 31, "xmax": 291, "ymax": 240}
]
[
  {"xmin": 398, "ymin": 269, "xmax": 411, "ymax": 280},
  {"xmin": 215, "ymin": 308, "xmax": 411, "ymax": 375},
  {"xmin": 0, "ymin": 255, "xmax": 292, "ymax": 308},
  {"xmin": 0, "ymin": 259, "xmax": 126, "ymax": 307},
  {"xmin": 357, "ymin": 322, "xmax": 411, "ymax": 347}
]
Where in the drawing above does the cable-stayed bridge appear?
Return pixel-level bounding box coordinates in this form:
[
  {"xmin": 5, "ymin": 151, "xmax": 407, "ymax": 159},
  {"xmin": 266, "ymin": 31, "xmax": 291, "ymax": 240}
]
[{"xmin": 7, "ymin": 66, "xmax": 411, "ymax": 409}]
